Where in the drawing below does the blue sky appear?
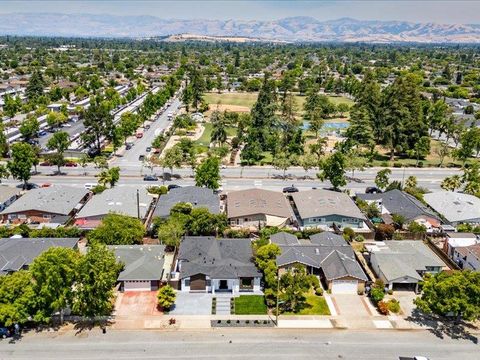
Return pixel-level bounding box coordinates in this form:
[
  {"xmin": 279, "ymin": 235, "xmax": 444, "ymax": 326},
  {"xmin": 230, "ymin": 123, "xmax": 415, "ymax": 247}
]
[{"xmin": 1, "ymin": 1, "xmax": 479, "ymax": 24}]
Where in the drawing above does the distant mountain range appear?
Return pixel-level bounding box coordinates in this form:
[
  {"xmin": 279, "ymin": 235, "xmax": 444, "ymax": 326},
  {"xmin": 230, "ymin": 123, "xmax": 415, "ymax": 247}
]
[{"xmin": 0, "ymin": 13, "xmax": 479, "ymax": 43}]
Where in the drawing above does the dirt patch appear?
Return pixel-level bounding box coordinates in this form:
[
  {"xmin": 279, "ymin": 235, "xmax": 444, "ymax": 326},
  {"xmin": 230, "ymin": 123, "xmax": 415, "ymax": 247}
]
[
  {"xmin": 207, "ymin": 104, "xmax": 250, "ymax": 114},
  {"xmin": 115, "ymin": 291, "xmax": 162, "ymax": 317}
]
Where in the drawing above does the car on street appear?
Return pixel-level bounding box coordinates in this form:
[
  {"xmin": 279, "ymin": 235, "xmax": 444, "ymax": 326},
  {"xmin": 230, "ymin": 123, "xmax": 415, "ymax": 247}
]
[
  {"xmin": 0, "ymin": 327, "xmax": 11, "ymax": 339},
  {"xmin": 143, "ymin": 175, "xmax": 159, "ymax": 181},
  {"xmin": 167, "ymin": 184, "xmax": 181, "ymax": 191},
  {"xmin": 146, "ymin": 147, "xmax": 152, "ymax": 152},
  {"xmin": 40, "ymin": 183, "xmax": 52, "ymax": 188},
  {"xmin": 65, "ymin": 161, "xmax": 78, "ymax": 167},
  {"xmin": 84, "ymin": 183, "xmax": 96, "ymax": 190},
  {"xmin": 139, "ymin": 155, "xmax": 145, "ymax": 161},
  {"xmin": 39, "ymin": 161, "xmax": 52, "ymax": 166},
  {"xmin": 221, "ymin": 164, "xmax": 227, "ymax": 169},
  {"xmin": 282, "ymin": 185, "xmax": 299, "ymax": 193},
  {"xmin": 399, "ymin": 357, "xmax": 429, "ymax": 360},
  {"xmin": 366, "ymin": 186, "xmax": 382, "ymax": 194},
  {"xmin": 125, "ymin": 143, "xmax": 132, "ymax": 150},
  {"xmin": 38, "ymin": 130, "xmax": 47, "ymax": 137}
]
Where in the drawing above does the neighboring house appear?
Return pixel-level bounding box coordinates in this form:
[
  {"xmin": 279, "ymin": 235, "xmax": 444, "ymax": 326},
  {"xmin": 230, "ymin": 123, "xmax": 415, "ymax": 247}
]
[
  {"xmin": 227, "ymin": 189, "xmax": 292, "ymax": 228},
  {"xmin": 367, "ymin": 241, "xmax": 446, "ymax": 292},
  {"xmin": 0, "ymin": 186, "xmax": 20, "ymax": 212},
  {"xmin": 0, "ymin": 186, "xmax": 90, "ymax": 225},
  {"xmin": 443, "ymin": 232, "xmax": 479, "ymax": 257},
  {"xmin": 75, "ymin": 187, "xmax": 153, "ymax": 229},
  {"xmin": 153, "ymin": 186, "xmax": 220, "ymax": 219},
  {"xmin": 109, "ymin": 245, "xmax": 166, "ymax": 291},
  {"xmin": 0, "ymin": 237, "xmax": 80, "ymax": 275},
  {"xmin": 357, "ymin": 189, "xmax": 442, "ymax": 230},
  {"xmin": 291, "ymin": 189, "xmax": 367, "ymax": 230},
  {"xmin": 452, "ymin": 244, "xmax": 480, "ymax": 271},
  {"xmin": 424, "ymin": 191, "xmax": 480, "ymax": 226},
  {"xmin": 272, "ymin": 232, "xmax": 368, "ymax": 294},
  {"xmin": 175, "ymin": 236, "xmax": 262, "ymax": 294}
]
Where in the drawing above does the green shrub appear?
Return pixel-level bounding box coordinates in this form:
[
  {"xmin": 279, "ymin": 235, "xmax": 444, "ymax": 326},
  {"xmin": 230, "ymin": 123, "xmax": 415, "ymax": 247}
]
[
  {"xmin": 392, "ymin": 233, "xmax": 405, "ymax": 240},
  {"xmin": 307, "ymin": 275, "xmax": 320, "ymax": 289},
  {"xmin": 370, "ymin": 287, "xmax": 385, "ymax": 304},
  {"xmin": 393, "ymin": 162, "xmax": 403, "ymax": 168},
  {"xmin": 315, "ymin": 287, "xmax": 324, "ymax": 296},
  {"xmin": 354, "ymin": 235, "xmax": 365, "ymax": 242},
  {"xmin": 417, "ymin": 161, "xmax": 424, "ymax": 168},
  {"xmin": 92, "ymin": 184, "xmax": 106, "ymax": 194},
  {"xmin": 343, "ymin": 227, "xmax": 355, "ymax": 241},
  {"xmin": 387, "ymin": 299, "xmax": 401, "ymax": 313}
]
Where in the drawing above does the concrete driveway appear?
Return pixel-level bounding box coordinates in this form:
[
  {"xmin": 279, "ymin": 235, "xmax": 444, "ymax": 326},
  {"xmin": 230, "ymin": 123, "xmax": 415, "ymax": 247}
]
[
  {"xmin": 331, "ymin": 294, "xmax": 373, "ymax": 317},
  {"xmin": 390, "ymin": 291, "xmax": 418, "ymax": 317},
  {"xmin": 169, "ymin": 293, "xmax": 213, "ymax": 315}
]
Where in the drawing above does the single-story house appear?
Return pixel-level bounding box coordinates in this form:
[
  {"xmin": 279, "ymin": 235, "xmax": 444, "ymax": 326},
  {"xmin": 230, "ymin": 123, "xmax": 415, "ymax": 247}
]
[
  {"xmin": 153, "ymin": 186, "xmax": 220, "ymax": 219},
  {"xmin": 75, "ymin": 187, "xmax": 154, "ymax": 229},
  {"xmin": 108, "ymin": 245, "xmax": 166, "ymax": 291},
  {"xmin": 367, "ymin": 241, "xmax": 446, "ymax": 292},
  {"xmin": 227, "ymin": 189, "xmax": 293, "ymax": 228},
  {"xmin": 357, "ymin": 189, "xmax": 442, "ymax": 229},
  {"xmin": 424, "ymin": 191, "xmax": 480, "ymax": 226},
  {"xmin": 291, "ymin": 189, "xmax": 368, "ymax": 230},
  {"xmin": 272, "ymin": 232, "xmax": 368, "ymax": 294},
  {"xmin": 443, "ymin": 232, "xmax": 479, "ymax": 257},
  {"xmin": 0, "ymin": 185, "xmax": 90, "ymax": 225},
  {"xmin": 452, "ymin": 243, "xmax": 480, "ymax": 271},
  {"xmin": 0, "ymin": 186, "xmax": 20, "ymax": 212},
  {"xmin": 176, "ymin": 236, "xmax": 262, "ymax": 294},
  {"xmin": 0, "ymin": 237, "xmax": 80, "ymax": 275}
]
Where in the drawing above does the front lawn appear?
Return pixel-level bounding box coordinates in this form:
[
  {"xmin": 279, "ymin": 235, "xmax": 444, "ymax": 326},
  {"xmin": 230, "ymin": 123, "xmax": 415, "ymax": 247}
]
[
  {"xmin": 283, "ymin": 292, "xmax": 331, "ymax": 315},
  {"xmin": 234, "ymin": 295, "xmax": 268, "ymax": 315}
]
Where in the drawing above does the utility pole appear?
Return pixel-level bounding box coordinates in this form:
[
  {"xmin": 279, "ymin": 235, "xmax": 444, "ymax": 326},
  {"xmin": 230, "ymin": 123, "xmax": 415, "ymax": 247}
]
[
  {"xmin": 136, "ymin": 189, "xmax": 140, "ymax": 219},
  {"xmin": 276, "ymin": 269, "xmax": 280, "ymax": 326}
]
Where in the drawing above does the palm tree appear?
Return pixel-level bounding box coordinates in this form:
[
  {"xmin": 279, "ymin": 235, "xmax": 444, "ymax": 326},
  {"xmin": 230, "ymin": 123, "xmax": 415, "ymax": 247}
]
[{"xmin": 440, "ymin": 175, "xmax": 462, "ymax": 192}]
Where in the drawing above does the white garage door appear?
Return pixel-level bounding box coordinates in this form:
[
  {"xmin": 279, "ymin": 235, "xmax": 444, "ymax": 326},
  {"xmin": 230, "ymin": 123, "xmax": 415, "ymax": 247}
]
[
  {"xmin": 331, "ymin": 280, "xmax": 358, "ymax": 294},
  {"xmin": 124, "ymin": 281, "xmax": 151, "ymax": 291}
]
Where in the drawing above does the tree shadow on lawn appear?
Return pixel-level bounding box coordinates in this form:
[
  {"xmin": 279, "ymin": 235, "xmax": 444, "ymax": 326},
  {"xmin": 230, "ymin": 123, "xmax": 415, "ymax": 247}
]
[{"xmin": 406, "ymin": 309, "xmax": 479, "ymax": 344}]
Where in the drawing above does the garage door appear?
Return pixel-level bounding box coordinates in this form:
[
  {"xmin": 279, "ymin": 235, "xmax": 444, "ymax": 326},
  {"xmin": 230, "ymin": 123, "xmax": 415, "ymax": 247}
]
[
  {"xmin": 190, "ymin": 274, "xmax": 206, "ymax": 291},
  {"xmin": 124, "ymin": 281, "xmax": 151, "ymax": 291},
  {"xmin": 331, "ymin": 280, "xmax": 358, "ymax": 294}
]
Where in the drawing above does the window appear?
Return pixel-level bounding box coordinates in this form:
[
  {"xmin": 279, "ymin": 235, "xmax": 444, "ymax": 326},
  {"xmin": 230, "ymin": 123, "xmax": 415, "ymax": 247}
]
[
  {"xmin": 185, "ymin": 279, "xmax": 190, "ymax": 286},
  {"xmin": 43, "ymin": 214, "xmax": 51, "ymax": 219},
  {"xmin": 206, "ymin": 280, "xmax": 211, "ymax": 286}
]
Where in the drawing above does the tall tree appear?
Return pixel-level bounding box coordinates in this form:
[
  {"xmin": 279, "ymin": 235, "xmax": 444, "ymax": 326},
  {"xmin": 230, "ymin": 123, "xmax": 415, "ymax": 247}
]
[
  {"xmin": 26, "ymin": 70, "xmax": 45, "ymax": 101},
  {"xmin": 7, "ymin": 142, "xmax": 37, "ymax": 188},
  {"xmin": 82, "ymin": 99, "xmax": 114, "ymax": 154},
  {"xmin": 19, "ymin": 117, "xmax": 40, "ymax": 142},
  {"xmin": 195, "ymin": 157, "xmax": 221, "ymax": 190},
  {"xmin": 47, "ymin": 131, "xmax": 70, "ymax": 173},
  {"xmin": 317, "ymin": 152, "xmax": 347, "ymax": 190},
  {"xmin": 87, "ymin": 213, "xmax": 145, "ymax": 245}
]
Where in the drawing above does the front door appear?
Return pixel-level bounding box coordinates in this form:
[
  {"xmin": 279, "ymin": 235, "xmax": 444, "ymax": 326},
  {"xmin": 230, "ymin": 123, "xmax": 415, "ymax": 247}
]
[{"xmin": 219, "ymin": 280, "xmax": 228, "ymax": 290}]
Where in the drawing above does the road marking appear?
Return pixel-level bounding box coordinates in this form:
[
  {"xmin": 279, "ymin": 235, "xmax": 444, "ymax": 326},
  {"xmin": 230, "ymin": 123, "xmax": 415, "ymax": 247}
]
[{"xmin": 254, "ymin": 180, "xmax": 262, "ymax": 187}]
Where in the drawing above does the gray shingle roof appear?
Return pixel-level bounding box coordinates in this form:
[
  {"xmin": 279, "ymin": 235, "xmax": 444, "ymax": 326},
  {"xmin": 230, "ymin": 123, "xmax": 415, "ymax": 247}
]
[
  {"xmin": 76, "ymin": 187, "xmax": 153, "ymax": 219},
  {"xmin": 357, "ymin": 189, "xmax": 441, "ymax": 223},
  {"xmin": 153, "ymin": 186, "xmax": 220, "ymax": 218},
  {"xmin": 0, "ymin": 185, "xmax": 88, "ymax": 216},
  {"xmin": 424, "ymin": 191, "xmax": 480, "ymax": 223},
  {"xmin": 108, "ymin": 245, "xmax": 165, "ymax": 281},
  {"xmin": 0, "ymin": 186, "xmax": 20, "ymax": 204},
  {"xmin": 178, "ymin": 236, "xmax": 261, "ymax": 279},
  {"xmin": 0, "ymin": 237, "xmax": 79, "ymax": 275},
  {"xmin": 227, "ymin": 188, "xmax": 292, "ymax": 219},
  {"xmin": 371, "ymin": 241, "xmax": 445, "ymax": 282},
  {"xmin": 292, "ymin": 189, "xmax": 366, "ymax": 221},
  {"xmin": 270, "ymin": 232, "xmax": 299, "ymax": 245},
  {"xmin": 274, "ymin": 232, "xmax": 367, "ymax": 281}
]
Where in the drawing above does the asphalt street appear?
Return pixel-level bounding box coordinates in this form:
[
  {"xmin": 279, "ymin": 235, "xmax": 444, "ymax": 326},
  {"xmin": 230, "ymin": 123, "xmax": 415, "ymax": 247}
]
[{"xmin": 0, "ymin": 329, "xmax": 477, "ymax": 360}]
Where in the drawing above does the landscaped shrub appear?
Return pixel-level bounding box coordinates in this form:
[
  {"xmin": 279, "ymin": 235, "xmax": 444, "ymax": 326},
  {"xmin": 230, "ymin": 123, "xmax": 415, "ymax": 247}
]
[
  {"xmin": 354, "ymin": 235, "xmax": 365, "ymax": 242},
  {"xmin": 307, "ymin": 275, "xmax": 320, "ymax": 289},
  {"xmin": 375, "ymin": 224, "xmax": 395, "ymax": 240},
  {"xmin": 370, "ymin": 287, "xmax": 385, "ymax": 304},
  {"xmin": 315, "ymin": 287, "xmax": 324, "ymax": 296},
  {"xmin": 392, "ymin": 233, "xmax": 405, "ymax": 240},
  {"xmin": 393, "ymin": 162, "xmax": 403, "ymax": 168},
  {"xmin": 343, "ymin": 227, "xmax": 355, "ymax": 242},
  {"xmin": 387, "ymin": 299, "xmax": 401, "ymax": 313}
]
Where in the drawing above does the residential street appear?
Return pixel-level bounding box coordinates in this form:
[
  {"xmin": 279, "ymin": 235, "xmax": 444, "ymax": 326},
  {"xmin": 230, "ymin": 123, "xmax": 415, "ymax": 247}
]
[{"xmin": 0, "ymin": 329, "xmax": 477, "ymax": 359}]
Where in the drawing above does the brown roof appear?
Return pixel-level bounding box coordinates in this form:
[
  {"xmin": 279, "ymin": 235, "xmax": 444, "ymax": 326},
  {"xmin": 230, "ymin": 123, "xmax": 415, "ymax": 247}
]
[{"xmin": 227, "ymin": 189, "xmax": 292, "ymax": 219}]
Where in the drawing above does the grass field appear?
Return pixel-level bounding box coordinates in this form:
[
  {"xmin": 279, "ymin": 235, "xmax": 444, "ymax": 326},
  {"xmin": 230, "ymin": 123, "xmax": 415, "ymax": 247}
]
[
  {"xmin": 195, "ymin": 123, "xmax": 236, "ymax": 147},
  {"xmin": 283, "ymin": 291, "xmax": 331, "ymax": 316},
  {"xmin": 204, "ymin": 92, "xmax": 354, "ymax": 112},
  {"xmin": 234, "ymin": 295, "xmax": 268, "ymax": 315}
]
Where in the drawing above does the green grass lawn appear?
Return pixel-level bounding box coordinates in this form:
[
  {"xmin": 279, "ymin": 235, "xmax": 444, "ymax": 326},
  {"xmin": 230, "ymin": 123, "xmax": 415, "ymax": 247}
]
[
  {"xmin": 283, "ymin": 292, "xmax": 331, "ymax": 316},
  {"xmin": 195, "ymin": 123, "xmax": 236, "ymax": 147},
  {"xmin": 234, "ymin": 295, "xmax": 268, "ymax": 315}
]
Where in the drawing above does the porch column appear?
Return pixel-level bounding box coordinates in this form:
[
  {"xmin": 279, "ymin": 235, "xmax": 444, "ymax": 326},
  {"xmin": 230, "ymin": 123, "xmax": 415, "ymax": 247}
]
[{"xmin": 212, "ymin": 280, "xmax": 215, "ymax": 294}]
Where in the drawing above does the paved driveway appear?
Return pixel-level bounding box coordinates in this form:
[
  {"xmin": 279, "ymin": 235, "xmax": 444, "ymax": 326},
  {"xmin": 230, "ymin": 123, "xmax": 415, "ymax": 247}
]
[
  {"xmin": 390, "ymin": 291, "xmax": 418, "ymax": 317},
  {"xmin": 169, "ymin": 293, "xmax": 213, "ymax": 315},
  {"xmin": 331, "ymin": 295, "xmax": 373, "ymax": 317}
]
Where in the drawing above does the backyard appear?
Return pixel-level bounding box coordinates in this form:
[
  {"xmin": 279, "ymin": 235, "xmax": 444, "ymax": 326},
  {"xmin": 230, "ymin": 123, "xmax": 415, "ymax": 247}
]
[{"xmin": 233, "ymin": 295, "xmax": 268, "ymax": 315}]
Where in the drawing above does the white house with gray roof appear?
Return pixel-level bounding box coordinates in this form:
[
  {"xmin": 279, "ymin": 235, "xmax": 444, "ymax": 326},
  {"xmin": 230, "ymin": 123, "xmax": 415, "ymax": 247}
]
[
  {"xmin": 272, "ymin": 232, "xmax": 368, "ymax": 294},
  {"xmin": 367, "ymin": 241, "xmax": 446, "ymax": 292},
  {"xmin": 108, "ymin": 245, "xmax": 166, "ymax": 291},
  {"xmin": 75, "ymin": 187, "xmax": 154, "ymax": 229},
  {"xmin": 175, "ymin": 236, "xmax": 262, "ymax": 294}
]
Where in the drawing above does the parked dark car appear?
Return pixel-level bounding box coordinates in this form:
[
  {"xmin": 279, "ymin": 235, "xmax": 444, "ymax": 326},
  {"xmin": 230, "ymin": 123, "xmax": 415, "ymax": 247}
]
[
  {"xmin": 146, "ymin": 147, "xmax": 152, "ymax": 152},
  {"xmin": 16, "ymin": 183, "xmax": 39, "ymax": 190},
  {"xmin": 138, "ymin": 155, "xmax": 145, "ymax": 161},
  {"xmin": 125, "ymin": 143, "xmax": 132, "ymax": 150},
  {"xmin": 365, "ymin": 186, "xmax": 382, "ymax": 194},
  {"xmin": 0, "ymin": 327, "xmax": 10, "ymax": 339},
  {"xmin": 143, "ymin": 175, "xmax": 158, "ymax": 181},
  {"xmin": 167, "ymin": 184, "xmax": 181, "ymax": 191},
  {"xmin": 282, "ymin": 185, "xmax": 299, "ymax": 193},
  {"xmin": 39, "ymin": 161, "xmax": 52, "ymax": 166},
  {"xmin": 65, "ymin": 161, "xmax": 78, "ymax": 167}
]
